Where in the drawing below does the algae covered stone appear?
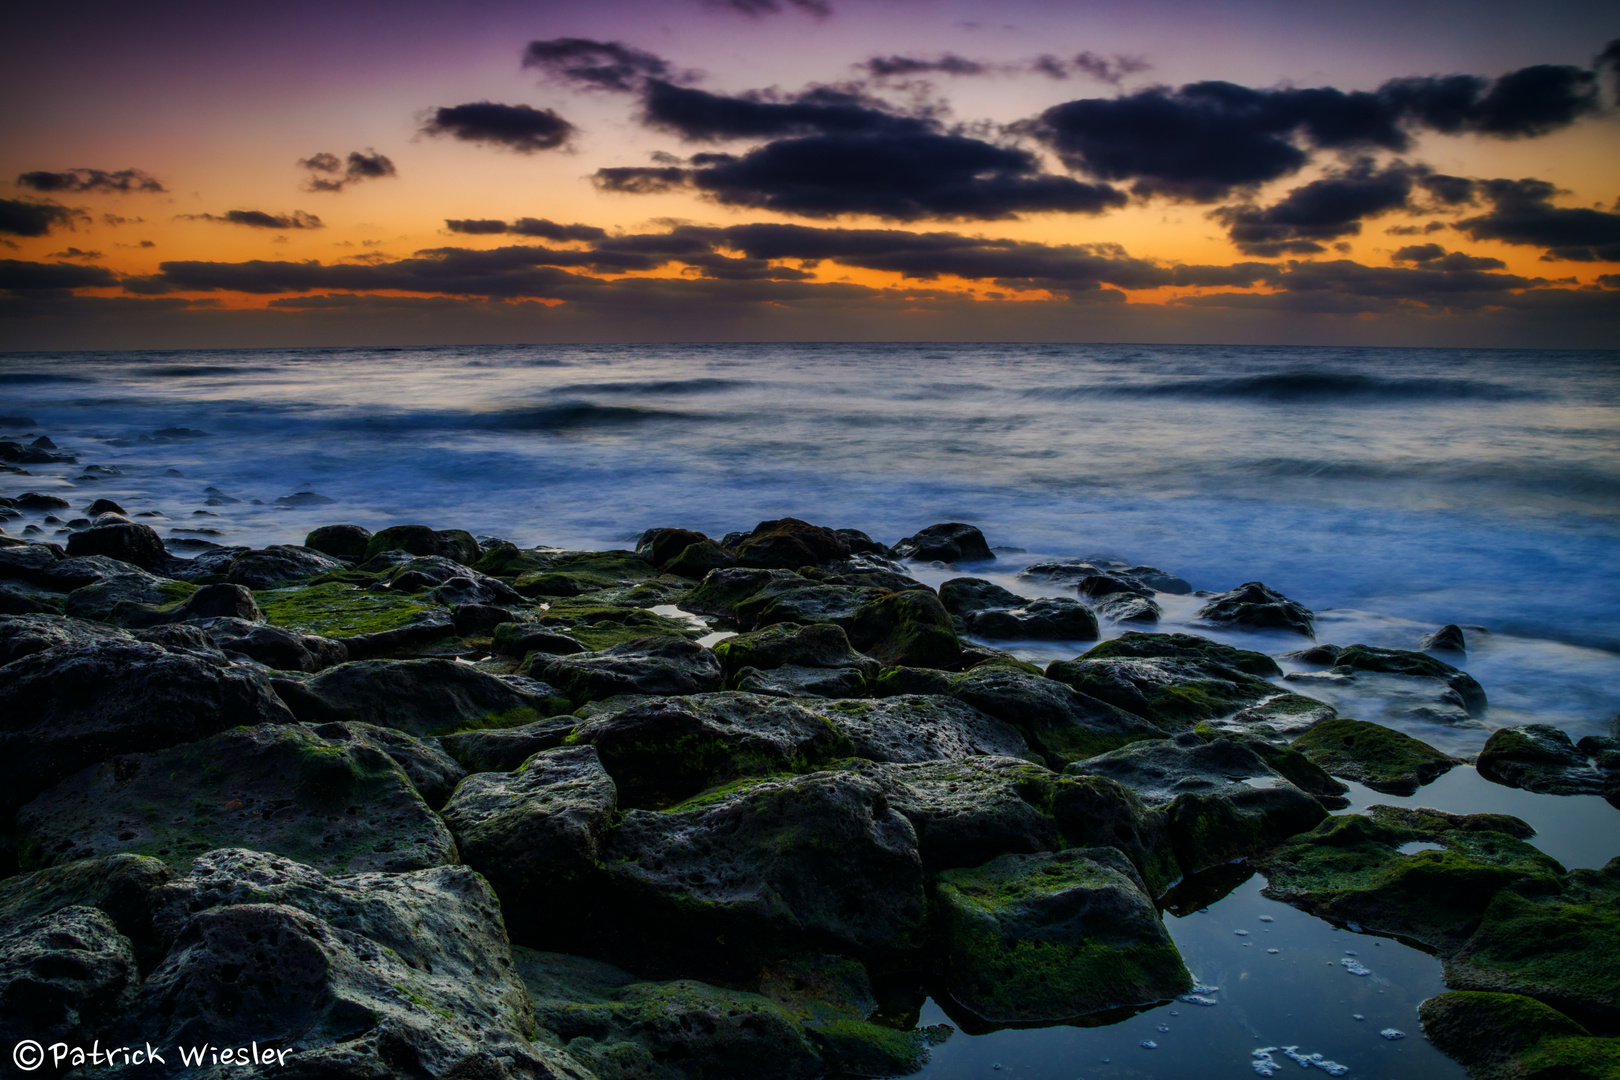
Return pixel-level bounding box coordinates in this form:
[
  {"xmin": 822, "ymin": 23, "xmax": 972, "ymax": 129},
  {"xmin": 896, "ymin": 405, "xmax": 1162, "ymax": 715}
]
[
  {"xmin": 936, "ymin": 847, "xmax": 1192, "ymax": 1023},
  {"xmin": 949, "ymin": 663, "xmax": 1164, "ymax": 766},
  {"xmin": 1293, "ymin": 716, "xmax": 1457, "ymax": 794},
  {"xmin": 1046, "ymin": 631, "xmax": 1285, "ymax": 729},
  {"xmin": 535, "ymin": 635, "xmax": 724, "ymax": 703},
  {"xmin": 0, "ymin": 905, "xmax": 141, "ymax": 1051},
  {"xmin": 1195, "ymin": 580, "xmax": 1315, "ymax": 636},
  {"xmin": 1419, "ymin": 991, "xmax": 1617, "ymax": 1080},
  {"xmin": 288, "ymin": 657, "xmax": 567, "ymax": 735},
  {"xmin": 804, "ymin": 695, "xmax": 1036, "ymax": 765},
  {"xmin": 1477, "ymin": 724, "xmax": 1612, "ymax": 796},
  {"xmin": 846, "ymin": 589, "xmax": 964, "ymax": 668}
]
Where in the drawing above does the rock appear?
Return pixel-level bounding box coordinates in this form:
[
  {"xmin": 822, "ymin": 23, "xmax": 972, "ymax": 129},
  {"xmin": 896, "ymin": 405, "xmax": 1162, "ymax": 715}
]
[
  {"xmin": 438, "ymin": 716, "xmax": 578, "ymax": 773},
  {"xmin": 1293, "ymin": 717, "xmax": 1457, "ymax": 794},
  {"xmin": 949, "ymin": 663, "xmax": 1164, "ymax": 765},
  {"xmin": 936, "ymin": 848, "xmax": 1191, "ymax": 1022},
  {"xmin": 1202, "ymin": 692, "xmax": 1336, "ymax": 738},
  {"xmin": 1123, "ymin": 566, "xmax": 1193, "ymax": 594},
  {"xmin": 511, "ymin": 549, "xmax": 658, "ymax": 596},
  {"xmin": 683, "ymin": 566, "xmax": 803, "ymax": 618},
  {"xmin": 0, "ymin": 854, "xmax": 174, "ymax": 964},
  {"xmin": 307, "ymin": 721, "xmax": 466, "ymax": 809},
  {"xmin": 85, "ymin": 498, "xmax": 127, "ymax": 516},
  {"xmin": 303, "ymin": 523, "xmax": 373, "ymax": 562},
  {"xmin": 492, "ymin": 621, "xmax": 587, "ymax": 657},
  {"xmin": 65, "ymin": 569, "xmax": 192, "ymax": 622},
  {"xmin": 846, "ymin": 589, "xmax": 964, "ymax": 668},
  {"xmin": 1046, "ymin": 632, "xmax": 1285, "ymax": 728},
  {"xmin": 1284, "ymin": 667, "xmax": 1482, "ymax": 730},
  {"xmin": 517, "ymin": 949, "xmax": 826, "ymax": 1080},
  {"xmin": 112, "ymin": 849, "xmax": 573, "ymax": 1079},
  {"xmin": 288, "ymin": 658, "xmax": 567, "ymax": 737},
  {"xmin": 14, "ymin": 492, "xmax": 72, "ymax": 510},
  {"xmin": 596, "ymin": 771, "xmax": 927, "ymax": 974},
  {"xmin": 664, "ymin": 538, "xmax": 737, "ymax": 579},
  {"xmin": 450, "ymin": 602, "xmax": 518, "ymax": 635},
  {"xmin": 194, "ymin": 617, "xmax": 348, "ymax": 671},
  {"xmin": 963, "ymin": 597, "xmax": 1100, "ymax": 640},
  {"xmin": 364, "ymin": 523, "xmax": 481, "ymax": 565},
  {"xmin": 0, "ymin": 611, "xmax": 128, "ymax": 664},
  {"xmin": 938, "ymin": 576, "xmax": 1025, "ymax": 616},
  {"xmin": 0, "ymin": 540, "xmax": 64, "ymax": 580},
  {"xmin": 734, "ymin": 664, "xmax": 868, "ymax": 698},
  {"xmin": 226, "ymin": 544, "xmax": 345, "ymax": 588},
  {"xmin": 1091, "ymin": 591, "xmax": 1163, "ymax": 624},
  {"xmin": 1069, "ymin": 734, "xmax": 1329, "ymax": 876},
  {"xmin": 1196, "ymin": 581, "xmax": 1315, "ymax": 636},
  {"xmin": 1477, "ymin": 725, "xmax": 1610, "ymax": 796},
  {"xmin": 1444, "ymin": 858, "xmax": 1620, "ymax": 1032},
  {"xmin": 1422, "ymin": 623, "xmax": 1469, "ymax": 655},
  {"xmin": 63, "ymin": 520, "xmax": 168, "ymax": 568},
  {"xmin": 167, "ymin": 543, "xmax": 251, "ymax": 581},
  {"xmin": 275, "ymin": 491, "xmax": 336, "ymax": 507},
  {"xmin": 1018, "ymin": 560, "xmax": 1104, "ymax": 584},
  {"xmin": 380, "ymin": 556, "xmax": 523, "ymax": 606},
  {"xmin": 637, "ymin": 526, "xmax": 712, "ymax": 567},
  {"xmin": 0, "ymin": 906, "xmax": 141, "ymax": 1051},
  {"xmin": 712, "ymin": 621, "xmax": 879, "ymax": 676},
  {"xmin": 1327, "ymin": 644, "xmax": 1488, "ymax": 715},
  {"xmin": 1258, "ymin": 806, "xmax": 1564, "ymax": 951},
  {"xmin": 17, "ymin": 723, "xmax": 457, "ymax": 873},
  {"xmin": 1418, "ymin": 991, "xmax": 1610, "ymax": 1080},
  {"xmin": 533, "ymin": 636, "xmax": 724, "ymax": 704},
  {"xmin": 0, "ymin": 637, "xmax": 295, "ymax": 812},
  {"xmin": 735, "ymin": 579, "xmax": 887, "ymax": 630},
  {"xmin": 177, "ymin": 581, "xmax": 264, "ymax": 620},
  {"xmin": 1075, "ymin": 571, "xmax": 1151, "ymax": 599},
  {"xmin": 731, "ymin": 518, "xmax": 852, "ymax": 569},
  {"xmin": 130, "ymin": 622, "xmax": 228, "ymax": 660},
  {"xmin": 568, "ymin": 692, "xmax": 853, "ymax": 808},
  {"xmin": 893, "ymin": 522, "xmax": 994, "ymax": 564},
  {"xmin": 804, "ymin": 695, "xmax": 1035, "ymax": 765}
]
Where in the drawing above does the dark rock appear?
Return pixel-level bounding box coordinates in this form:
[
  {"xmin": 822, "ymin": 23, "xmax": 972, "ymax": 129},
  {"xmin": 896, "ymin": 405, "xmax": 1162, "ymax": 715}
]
[
  {"xmin": 1203, "ymin": 692, "xmax": 1337, "ymax": 738},
  {"xmin": 1328, "ymin": 644, "xmax": 1488, "ymax": 716},
  {"xmin": 846, "ymin": 589, "xmax": 963, "ymax": 668},
  {"xmin": 597, "ymin": 771, "xmax": 927, "ymax": 973},
  {"xmin": 64, "ymin": 569, "xmax": 189, "ymax": 622},
  {"xmin": 0, "ymin": 906, "xmax": 141, "ymax": 1052},
  {"xmin": 178, "ymin": 581, "xmax": 264, "ymax": 620},
  {"xmin": 950, "ymin": 663, "xmax": 1163, "ymax": 766},
  {"xmin": 0, "ymin": 854, "xmax": 174, "ymax": 964},
  {"xmin": 64, "ymin": 521, "xmax": 167, "ymax": 569},
  {"xmin": 275, "ymin": 491, "xmax": 336, "ymax": 507},
  {"xmin": 835, "ymin": 528, "xmax": 891, "ymax": 556},
  {"xmin": 0, "ymin": 585, "xmax": 52, "ymax": 614},
  {"xmin": 0, "ymin": 541, "xmax": 65, "ymax": 581},
  {"xmin": 1422, "ymin": 623, "xmax": 1469, "ymax": 655},
  {"xmin": 963, "ymin": 596, "xmax": 1100, "ymax": 641},
  {"xmin": 441, "ymin": 746, "xmax": 618, "ymax": 936},
  {"xmin": 451, "ymin": 602, "xmax": 519, "ymax": 636},
  {"xmin": 732, "ymin": 517, "xmax": 852, "ymax": 569},
  {"xmin": 492, "ymin": 621, "xmax": 587, "ymax": 657},
  {"xmin": 1091, "ymin": 591, "xmax": 1163, "ymax": 623},
  {"xmin": 85, "ymin": 498, "xmax": 127, "ymax": 516},
  {"xmin": 569, "ymin": 692, "xmax": 853, "ymax": 807},
  {"xmin": 683, "ymin": 566, "xmax": 803, "ymax": 617},
  {"xmin": 1418, "ymin": 991, "xmax": 1606, "ymax": 1080},
  {"xmin": 510, "ymin": 549, "xmax": 659, "ymax": 597},
  {"xmin": 663, "ymin": 539, "xmax": 737, "ymax": 579},
  {"xmin": 194, "ymin": 617, "xmax": 348, "ymax": 672},
  {"xmin": 0, "ymin": 637, "xmax": 295, "ymax": 812},
  {"xmin": 364, "ymin": 523, "xmax": 481, "ymax": 565},
  {"xmin": 1284, "ymin": 666, "xmax": 1482, "ymax": 730},
  {"xmin": 340, "ymin": 610, "xmax": 460, "ymax": 659},
  {"xmin": 130, "ymin": 622, "xmax": 228, "ymax": 659},
  {"xmin": 803, "ymin": 695, "xmax": 1035, "ymax": 765},
  {"xmin": 308, "ymin": 721, "xmax": 467, "ymax": 809},
  {"xmin": 636, "ymin": 526, "xmax": 711, "ymax": 568},
  {"xmin": 713, "ymin": 621, "xmax": 879, "ymax": 676},
  {"xmin": 0, "ymin": 612, "xmax": 128, "ymax": 664},
  {"xmin": 288, "ymin": 658, "xmax": 566, "ymax": 737},
  {"xmin": 1196, "ymin": 580, "xmax": 1315, "ymax": 636},
  {"xmin": 438, "ymin": 716, "xmax": 578, "ymax": 773},
  {"xmin": 936, "ymin": 848, "xmax": 1191, "ymax": 1022},
  {"xmin": 893, "ymin": 522, "xmax": 994, "ymax": 564},
  {"xmin": 1123, "ymin": 565, "xmax": 1193, "ymax": 594},
  {"xmin": 533, "ymin": 636, "xmax": 724, "ymax": 704},
  {"xmin": 166, "ymin": 544, "xmax": 250, "ymax": 581},
  {"xmin": 428, "ymin": 573, "xmax": 525, "ymax": 608},
  {"xmin": 735, "ymin": 579, "xmax": 886, "ymax": 630},
  {"xmin": 1477, "ymin": 724, "xmax": 1610, "ymax": 796},
  {"xmin": 734, "ymin": 664, "xmax": 868, "ymax": 698},
  {"xmin": 226, "ymin": 544, "xmax": 344, "ymax": 588},
  {"xmin": 1293, "ymin": 717, "xmax": 1457, "ymax": 794},
  {"xmin": 1017, "ymin": 561, "xmax": 1102, "ymax": 584},
  {"xmin": 14, "ymin": 492, "xmax": 73, "ymax": 510},
  {"xmin": 1076, "ymin": 571, "xmax": 1151, "ymax": 598},
  {"xmin": 303, "ymin": 523, "xmax": 372, "ymax": 562},
  {"xmin": 1046, "ymin": 632, "xmax": 1285, "ymax": 728},
  {"xmin": 938, "ymin": 576, "xmax": 1025, "ymax": 616},
  {"xmin": 18, "ymin": 723, "xmax": 456, "ymax": 873}
]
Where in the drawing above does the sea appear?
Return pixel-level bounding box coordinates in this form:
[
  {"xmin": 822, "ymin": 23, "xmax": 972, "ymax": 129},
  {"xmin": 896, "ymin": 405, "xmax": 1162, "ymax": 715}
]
[{"xmin": 2, "ymin": 341, "xmax": 1617, "ymax": 1078}]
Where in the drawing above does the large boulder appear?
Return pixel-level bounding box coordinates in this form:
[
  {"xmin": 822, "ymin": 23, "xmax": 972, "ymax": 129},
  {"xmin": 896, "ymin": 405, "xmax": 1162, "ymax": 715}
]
[
  {"xmin": 683, "ymin": 566, "xmax": 804, "ymax": 618},
  {"xmin": 636, "ymin": 526, "xmax": 712, "ymax": 568},
  {"xmin": 1196, "ymin": 580, "xmax": 1315, "ymax": 636},
  {"xmin": 731, "ymin": 518, "xmax": 851, "ymax": 570},
  {"xmin": 1046, "ymin": 631, "xmax": 1286, "ymax": 729},
  {"xmin": 64, "ymin": 569, "xmax": 193, "ymax": 622},
  {"xmin": 64, "ymin": 520, "xmax": 167, "ymax": 569},
  {"xmin": 938, "ymin": 577, "xmax": 1024, "ymax": 616},
  {"xmin": 0, "ymin": 637, "xmax": 295, "ymax": 812},
  {"xmin": 286, "ymin": 658, "xmax": 567, "ymax": 737},
  {"xmin": 595, "ymin": 771, "xmax": 928, "ymax": 975},
  {"xmin": 1292, "ymin": 717, "xmax": 1457, "ymax": 795},
  {"xmin": 441, "ymin": 746, "xmax": 617, "ymax": 939},
  {"xmin": 364, "ymin": 524, "xmax": 481, "ymax": 565},
  {"xmin": 1476, "ymin": 724, "xmax": 1612, "ymax": 796},
  {"xmin": 803, "ymin": 695, "xmax": 1036, "ymax": 765},
  {"xmin": 0, "ymin": 611, "xmax": 128, "ymax": 664},
  {"xmin": 533, "ymin": 636, "xmax": 724, "ymax": 704},
  {"xmin": 713, "ymin": 621, "xmax": 879, "ymax": 676},
  {"xmin": 1326, "ymin": 644, "xmax": 1488, "ymax": 715},
  {"xmin": 306, "ymin": 721, "xmax": 467, "ymax": 809},
  {"xmin": 303, "ymin": 523, "xmax": 372, "ymax": 562},
  {"xmin": 893, "ymin": 522, "xmax": 994, "ymax": 564},
  {"xmin": 0, "ymin": 906, "xmax": 141, "ymax": 1052},
  {"xmin": 1419, "ymin": 991, "xmax": 1615, "ymax": 1080},
  {"xmin": 950, "ymin": 662, "xmax": 1162, "ymax": 765},
  {"xmin": 226, "ymin": 544, "xmax": 345, "ymax": 588},
  {"xmin": 567, "ymin": 692, "xmax": 852, "ymax": 808},
  {"xmin": 438, "ymin": 716, "xmax": 578, "ymax": 773},
  {"xmin": 17, "ymin": 723, "xmax": 458, "ymax": 874},
  {"xmin": 735, "ymin": 580, "xmax": 887, "ymax": 631},
  {"xmin": 0, "ymin": 854, "xmax": 175, "ymax": 957},
  {"xmin": 962, "ymin": 597, "xmax": 1100, "ymax": 641},
  {"xmin": 846, "ymin": 589, "xmax": 963, "ymax": 668},
  {"xmin": 936, "ymin": 848, "xmax": 1191, "ymax": 1022},
  {"xmin": 193, "ymin": 616, "xmax": 348, "ymax": 672}
]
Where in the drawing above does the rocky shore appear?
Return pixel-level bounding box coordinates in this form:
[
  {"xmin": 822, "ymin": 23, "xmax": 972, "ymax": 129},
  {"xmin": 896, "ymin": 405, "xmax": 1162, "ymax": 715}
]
[{"xmin": 0, "ymin": 503, "xmax": 1616, "ymax": 1079}]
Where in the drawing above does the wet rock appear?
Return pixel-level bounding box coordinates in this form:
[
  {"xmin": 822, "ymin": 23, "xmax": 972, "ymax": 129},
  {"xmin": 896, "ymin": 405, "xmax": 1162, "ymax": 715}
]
[
  {"xmin": 663, "ymin": 538, "xmax": 736, "ymax": 579},
  {"xmin": 441, "ymin": 746, "xmax": 617, "ymax": 937},
  {"xmin": 113, "ymin": 849, "xmax": 571, "ymax": 1080},
  {"xmin": 1069, "ymin": 734, "xmax": 1330, "ymax": 875},
  {"xmin": 731, "ymin": 517, "xmax": 852, "ymax": 570},
  {"xmin": 938, "ymin": 576, "xmax": 1025, "ymax": 616},
  {"xmin": 949, "ymin": 663, "xmax": 1164, "ymax": 766},
  {"xmin": 846, "ymin": 588, "xmax": 964, "ymax": 668},
  {"xmin": 307, "ymin": 721, "xmax": 467, "ymax": 809},
  {"xmin": 963, "ymin": 596, "xmax": 1100, "ymax": 641},
  {"xmin": 1202, "ymin": 692, "xmax": 1337, "ymax": 738},
  {"xmin": 893, "ymin": 522, "xmax": 994, "ymax": 564},
  {"xmin": 167, "ymin": 544, "xmax": 251, "ymax": 581},
  {"xmin": 1418, "ymin": 991, "xmax": 1608, "ymax": 1080},
  {"xmin": 225, "ymin": 544, "xmax": 345, "ymax": 589},
  {"xmin": 0, "ymin": 637, "xmax": 295, "ymax": 812},
  {"xmin": 17, "ymin": 723, "xmax": 457, "ymax": 873},
  {"xmin": 0, "ymin": 854, "xmax": 174, "ymax": 963},
  {"xmin": 597, "ymin": 771, "xmax": 928, "ymax": 974},
  {"xmin": 0, "ymin": 906, "xmax": 140, "ymax": 1052},
  {"xmin": 1018, "ymin": 560, "xmax": 1104, "ymax": 584},
  {"xmin": 192, "ymin": 617, "xmax": 348, "ymax": 671},
  {"xmin": 364, "ymin": 523, "xmax": 481, "ymax": 565},
  {"xmin": 177, "ymin": 581, "xmax": 264, "ymax": 620},
  {"xmin": 492, "ymin": 621, "xmax": 587, "ymax": 657},
  {"xmin": 0, "ymin": 540, "xmax": 64, "ymax": 580},
  {"xmin": 1476, "ymin": 724, "xmax": 1611, "ymax": 796},
  {"xmin": 303, "ymin": 523, "xmax": 373, "ymax": 562},
  {"xmin": 438, "ymin": 717, "xmax": 578, "ymax": 773},
  {"xmin": 1046, "ymin": 632, "xmax": 1285, "ymax": 729},
  {"xmin": 511, "ymin": 549, "xmax": 658, "ymax": 597},
  {"xmin": 1327, "ymin": 645, "xmax": 1487, "ymax": 716},
  {"xmin": 447, "ymin": 602, "xmax": 515, "ymax": 636},
  {"xmin": 130, "ymin": 622, "xmax": 227, "ymax": 660},
  {"xmin": 13, "ymin": 492, "xmax": 73, "ymax": 510},
  {"xmin": 1091, "ymin": 590, "xmax": 1164, "ymax": 624},
  {"xmin": 0, "ymin": 585, "xmax": 52, "ymax": 614},
  {"xmin": 1259, "ymin": 806, "xmax": 1563, "ymax": 951},
  {"xmin": 734, "ymin": 664, "xmax": 868, "ymax": 698},
  {"xmin": 1284, "ymin": 667, "xmax": 1481, "ymax": 729},
  {"xmin": 936, "ymin": 848, "xmax": 1192, "ymax": 1022},
  {"xmin": 85, "ymin": 498, "xmax": 127, "ymax": 516},
  {"xmin": 1422, "ymin": 623, "xmax": 1469, "ymax": 655},
  {"xmin": 1293, "ymin": 717, "xmax": 1458, "ymax": 795},
  {"xmin": 1196, "ymin": 581, "xmax": 1315, "ymax": 636},
  {"xmin": 65, "ymin": 569, "xmax": 192, "ymax": 622},
  {"xmin": 713, "ymin": 621, "xmax": 880, "ymax": 676},
  {"xmin": 1122, "ymin": 566, "xmax": 1193, "ymax": 594},
  {"xmin": 735, "ymin": 579, "xmax": 886, "ymax": 630},
  {"xmin": 637, "ymin": 526, "xmax": 712, "ymax": 568},
  {"xmin": 0, "ymin": 612, "xmax": 128, "ymax": 664},
  {"xmin": 568, "ymin": 692, "xmax": 852, "ymax": 808},
  {"xmin": 63, "ymin": 520, "xmax": 168, "ymax": 569},
  {"xmin": 533, "ymin": 636, "xmax": 724, "ymax": 704},
  {"xmin": 683, "ymin": 566, "xmax": 803, "ymax": 618},
  {"xmin": 805, "ymin": 695, "xmax": 1035, "ymax": 765},
  {"xmin": 275, "ymin": 491, "xmax": 336, "ymax": 507},
  {"xmin": 288, "ymin": 658, "xmax": 567, "ymax": 737}
]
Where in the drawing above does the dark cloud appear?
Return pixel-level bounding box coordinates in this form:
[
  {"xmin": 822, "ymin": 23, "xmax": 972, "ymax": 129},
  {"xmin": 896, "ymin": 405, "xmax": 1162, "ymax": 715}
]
[
  {"xmin": 597, "ymin": 133, "xmax": 1126, "ymax": 221},
  {"xmin": 102, "ymin": 213, "xmax": 145, "ymax": 226},
  {"xmin": 1027, "ymin": 63, "xmax": 1605, "ymax": 202},
  {"xmin": 0, "ymin": 259, "xmax": 118, "ymax": 291},
  {"xmin": 1068, "ymin": 52, "xmax": 1152, "ymax": 85},
  {"xmin": 421, "ymin": 102, "xmax": 574, "ymax": 153},
  {"xmin": 640, "ymin": 80, "xmax": 928, "ymax": 141},
  {"xmin": 181, "ymin": 209, "xmax": 323, "ymax": 229},
  {"xmin": 1455, "ymin": 178, "xmax": 1620, "ymax": 261},
  {"xmin": 1176, "ymin": 257, "xmax": 1542, "ymax": 314},
  {"xmin": 1416, "ymin": 173, "xmax": 1477, "ymax": 206},
  {"xmin": 445, "ymin": 218, "xmax": 608, "ymax": 242},
  {"xmin": 0, "ymin": 198, "xmax": 80, "ymax": 237},
  {"xmin": 863, "ymin": 54, "xmax": 987, "ymax": 78},
  {"xmin": 48, "ymin": 247, "xmax": 103, "ymax": 260},
  {"xmin": 1391, "ymin": 243, "xmax": 1505, "ymax": 271},
  {"xmin": 706, "ymin": 0, "xmax": 831, "ymax": 17},
  {"xmin": 521, "ymin": 38, "xmax": 679, "ymax": 93},
  {"xmin": 1214, "ymin": 160, "xmax": 1419, "ymax": 256},
  {"xmin": 299, "ymin": 150, "xmax": 397, "ymax": 192},
  {"xmin": 1600, "ymin": 39, "xmax": 1620, "ymax": 99},
  {"xmin": 16, "ymin": 168, "xmax": 165, "ymax": 194},
  {"xmin": 1385, "ymin": 221, "xmax": 1447, "ymax": 236},
  {"xmin": 154, "ymin": 251, "xmax": 604, "ymax": 299}
]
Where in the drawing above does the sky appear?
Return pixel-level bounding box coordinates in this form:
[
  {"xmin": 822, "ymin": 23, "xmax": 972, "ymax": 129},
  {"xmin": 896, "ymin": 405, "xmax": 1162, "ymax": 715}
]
[{"xmin": 1, "ymin": 0, "xmax": 1617, "ymax": 349}]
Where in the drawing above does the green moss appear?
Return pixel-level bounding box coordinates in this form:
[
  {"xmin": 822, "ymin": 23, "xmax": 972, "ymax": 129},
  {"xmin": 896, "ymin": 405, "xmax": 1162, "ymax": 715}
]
[
  {"xmin": 1293, "ymin": 717, "xmax": 1456, "ymax": 793},
  {"xmin": 256, "ymin": 581, "xmax": 436, "ymax": 639},
  {"xmin": 1519, "ymin": 1035, "xmax": 1620, "ymax": 1078},
  {"xmin": 155, "ymin": 580, "xmax": 199, "ymax": 604},
  {"xmin": 513, "ymin": 550, "xmax": 656, "ymax": 597},
  {"xmin": 429, "ymin": 705, "xmax": 547, "ymax": 738},
  {"xmin": 1082, "ymin": 632, "xmax": 1282, "ymax": 677},
  {"xmin": 806, "ymin": 1017, "xmax": 929, "ymax": 1075}
]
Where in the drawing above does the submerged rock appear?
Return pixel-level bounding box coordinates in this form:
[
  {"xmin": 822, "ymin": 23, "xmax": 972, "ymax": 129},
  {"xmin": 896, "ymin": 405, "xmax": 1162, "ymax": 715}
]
[
  {"xmin": 1196, "ymin": 581, "xmax": 1315, "ymax": 636},
  {"xmin": 534, "ymin": 636, "xmax": 724, "ymax": 704},
  {"xmin": 1090, "ymin": 591, "xmax": 1163, "ymax": 624},
  {"xmin": 1421, "ymin": 623, "xmax": 1469, "ymax": 656},
  {"xmin": 1293, "ymin": 717, "xmax": 1458, "ymax": 795},
  {"xmin": 936, "ymin": 848, "xmax": 1192, "ymax": 1022},
  {"xmin": 893, "ymin": 522, "xmax": 994, "ymax": 564},
  {"xmin": 803, "ymin": 695, "xmax": 1035, "ymax": 765},
  {"xmin": 1201, "ymin": 692, "xmax": 1336, "ymax": 738},
  {"xmin": 1327, "ymin": 644, "xmax": 1488, "ymax": 715},
  {"xmin": 1476, "ymin": 724, "xmax": 1613, "ymax": 796},
  {"xmin": 938, "ymin": 576, "xmax": 1024, "ymax": 615}
]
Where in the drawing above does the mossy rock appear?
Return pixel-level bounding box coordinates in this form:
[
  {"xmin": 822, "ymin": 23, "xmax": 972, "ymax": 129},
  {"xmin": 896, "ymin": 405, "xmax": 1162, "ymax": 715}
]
[
  {"xmin": 1081, "ymin": 631, "xmax": 1283, "ymax": 677},
  {"xmin": 683, "ymin": 567, "xmax": 805, "ymax": 618},
  {"xmin": 1259, "ymin": 806, "xmax": 1565, "ymax": 950},
  {"xmin": 759, "ymin": 955, "xmax": 941, "ymax": 1077},
  {"xmin": 1477, "ymin": 724, "xmax": 1612, "ymax": 796},
  {"xmin": 1419, "ymin": 991, "xmax": 1618, "ymax": 1080},
  {"xmin": 1046, "ymin": 633, "xmax": 1284, "ymax": 729},
  {"xmin": 1332, "ymin": 644, "xmax": 1487, "ymax": 715},
  {"xmin": 512, "ymin": 550, "xmax": 657, "ymax": 596},
  {"xmin": 472, "ymin": 540, "xmax": 557, "ymax": 578},
  {"xmin": 363, "ymin": 524, "xmax": 479, "ymax": 565},
  {"xmin": 532, "ymin": 595, "xmax": 698, "ymax": 651},
  {"xmin": 712, "ymin": 621, "xmax": 879, "ymax": 676},
  {"xmin": 949, "ymin": 663, "xmax": 1165, "ymax": 769},
  {"xmin": 735, "ymin": 580, "xmax": 886, "ymax": 631},
  {"xmin": 1293, "ymin": 717, "xmax": 1457, "ymax": 795},
  {"xmin": 847, "ymin": 589, "xmax": 963, "ymax": 669},
  {"xmin": 936, "ymin": 847, "xmax": 1192, "ymax": 1023},
  {"xmin": 256, "ymin": 581, "xmax": 438, "ymax": 639}
]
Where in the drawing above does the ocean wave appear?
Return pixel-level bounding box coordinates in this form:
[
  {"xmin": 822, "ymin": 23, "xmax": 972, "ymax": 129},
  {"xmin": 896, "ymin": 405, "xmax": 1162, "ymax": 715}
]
[
  {"xmin": 546, "ymin": 378, "xmax": 753, "ymax": 397},
  {"xmin": 134, "ymin": 365, "xmax": 274, "ymax": 378},
  {"xmin": 0, "ymin": 372, "xmax": 94, "ymax": 384},
  {"xmin": 1038, "ymin": 370, "xmax": 1540, "ymax": 403},
  {"xmin": 475, "ymin": 401, "xmax": 693, "ymax": 431}
]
